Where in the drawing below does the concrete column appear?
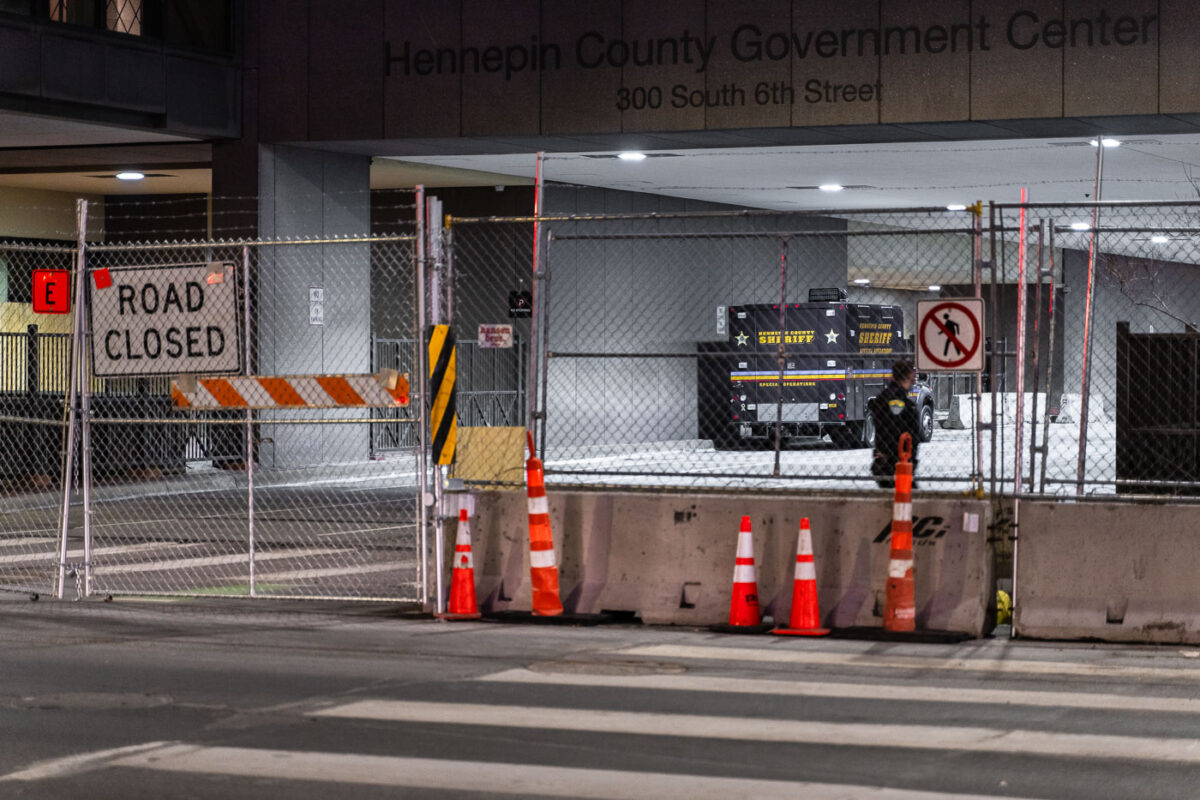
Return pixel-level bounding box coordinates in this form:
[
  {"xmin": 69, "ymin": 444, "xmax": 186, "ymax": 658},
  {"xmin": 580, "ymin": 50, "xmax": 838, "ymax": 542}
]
[{"xmin": 256, "ymin": 145, "xmax": 371, "ymax": 468}]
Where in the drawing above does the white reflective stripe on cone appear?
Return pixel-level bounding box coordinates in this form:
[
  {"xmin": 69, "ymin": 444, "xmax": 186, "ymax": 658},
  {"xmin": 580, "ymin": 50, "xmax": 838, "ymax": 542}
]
[
  {"xmin": 735, "ymin": 532, "xmax": 754, "ymax": 559},
  {"xmin": 733, "ymin": 565, "xmax": 757, "ymax": 583},
  {"xmin": 892, "ymin": 502, "xmax": 912, "ymax": 521},
  {"xmin": 888, "ymin": 558, "xmax": 913, "ymax": 578},
  {"xmin": 530, "ymin": 549, "xmax": 557, "ymax": 569},
  {"xmin": 794, "ymin": 561, "xmax": 817, "ymax": 581},
  {"xmin": 527, "ymin": 496, "xmax": 549, "ymax": 515}
]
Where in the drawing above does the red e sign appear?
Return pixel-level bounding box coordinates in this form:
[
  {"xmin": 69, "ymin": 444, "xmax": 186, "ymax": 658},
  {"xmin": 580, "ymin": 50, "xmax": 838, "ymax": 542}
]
[{"xmin": 32, "ymin": 269, "xmax": 71, "ymax": 314}]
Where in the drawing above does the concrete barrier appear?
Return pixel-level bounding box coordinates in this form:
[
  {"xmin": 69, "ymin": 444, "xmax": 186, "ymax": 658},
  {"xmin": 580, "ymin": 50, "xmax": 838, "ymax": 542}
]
[
  {"xmin": 943, "ymin": 393, "xmax": 1049, "ymax": 429},
  {"xmin": 1015, "ymin": 500, "xmax": 1200, "ymax": 643},
  {"xmin": 1055, "ymin": 393, "xmax": 1110, "ymax": 425},
  {"xmin": 461, "ymin": 489, "xmax": 994, "ymax": 636}
]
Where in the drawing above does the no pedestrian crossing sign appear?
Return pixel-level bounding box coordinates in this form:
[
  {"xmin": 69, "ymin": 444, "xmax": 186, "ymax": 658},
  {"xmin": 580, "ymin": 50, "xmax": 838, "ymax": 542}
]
[
  {"xmin": 916, "ymin": 298, "xmax": 984, "ymax": 372},
  {"xmin": 89, "ymin": 262, "xmax": 241, "ymax": 378}
]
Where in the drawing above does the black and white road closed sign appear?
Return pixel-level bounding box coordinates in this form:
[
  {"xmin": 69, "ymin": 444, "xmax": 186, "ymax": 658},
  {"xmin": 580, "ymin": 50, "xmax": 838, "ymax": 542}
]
[{"xmin": 90, "ymin": 262, "xmax": 240, "ymax": 377}]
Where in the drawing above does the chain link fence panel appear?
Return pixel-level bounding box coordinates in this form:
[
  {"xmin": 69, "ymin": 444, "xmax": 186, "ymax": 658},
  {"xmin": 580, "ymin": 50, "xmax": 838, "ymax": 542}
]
[
  {"xmin": 994, "ymin": 202, "xmax": 1200, "ymax": 500},
  {"xmin": 0, "ymin": 243, "xmax": 76, "ymax": 596},
  {"xmin": 77, "ymin": 234, "xmax": 423, "ymax": 601},
  {"xmin": 452, "ymin": 207, "xmax": 989, "ymax": 492}
]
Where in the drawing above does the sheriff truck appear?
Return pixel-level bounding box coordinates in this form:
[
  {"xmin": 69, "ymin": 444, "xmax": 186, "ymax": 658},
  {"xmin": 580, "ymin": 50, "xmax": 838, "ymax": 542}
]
[{"xmin": 716, "ymin": 289, "xmax": 934, "ymax": 449}]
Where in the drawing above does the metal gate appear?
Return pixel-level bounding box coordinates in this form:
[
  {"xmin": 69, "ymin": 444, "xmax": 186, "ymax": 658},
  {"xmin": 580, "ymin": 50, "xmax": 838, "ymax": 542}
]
[{"xmin": 0, "ymin": 206, "xmax": 429, "ymax": 604}]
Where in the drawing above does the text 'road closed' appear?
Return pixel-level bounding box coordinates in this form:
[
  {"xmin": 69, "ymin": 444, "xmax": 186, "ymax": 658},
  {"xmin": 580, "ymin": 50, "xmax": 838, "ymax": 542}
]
[{"xmin": 90, "ymin": 262, "xmax": 240, "ymax": 377}]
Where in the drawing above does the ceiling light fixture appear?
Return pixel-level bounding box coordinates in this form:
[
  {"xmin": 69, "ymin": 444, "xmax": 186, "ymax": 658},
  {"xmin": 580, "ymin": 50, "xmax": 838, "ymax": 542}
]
[
  {"xmin": 1089, "ymin": 138, "xmax": 1121, "ymax": 148},
  {"xmin": 852, "ymin": 278, "xmax": 870, "ymax": 285},
  {"xmin": 115, "ymin": 171, "xmax": 145, "ymax": 181},
  {"xmin": 928, "ymin": 284, "xmax": 942, "ymax": 291},
  {"xmin": 1150, "ymin": 234, "xmax": 1170, "ymax": 244},
  {"xmin": 617, "ymin": 152, "xmax": 647, "ymax": 161},
  {"xmin": 1070, "ymin": 222, "xmax": 1091, "ymax": 231},
  {"xmin": 946, "ymin": 204, "xmax": 967, "ymax": 211},
  {"xmin": 818, "ymin": 183, "xmax": 844, "ymax": 192}
]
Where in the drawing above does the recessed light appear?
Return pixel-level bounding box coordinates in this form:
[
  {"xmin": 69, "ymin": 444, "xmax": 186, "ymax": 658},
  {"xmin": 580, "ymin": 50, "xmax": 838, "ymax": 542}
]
[
  {"xmin": 115, "ymin": 171, "xmax": 145, "ymax": 181},
  {"xmin": 852, "ymin": 278, "xmax": 870, "ymax": 285},
  {"xmin": 1089, "ymin": 138, "xmax": 1121, "ymax": 148},
  {"xmin": 617, "ymin": 152, "xmax": 646, "ymax": 161},
  {"xmin": 1150, "ymin": 234, "xmax": 1170, "ymax": 244},
  {"xmin": 1070, "ymin": 222, "xmax": 1091, "ymax": 231},
  {"xmin": 818, "ymin": 184, "xmax": 844, "ymax": 192},
  {"xmin": 946, "ymin": 204, "xmax": 967, "ymax": 211},
  {"xmin": 928, "ymin": 284, "xmax": 942, "ymax": 291}
]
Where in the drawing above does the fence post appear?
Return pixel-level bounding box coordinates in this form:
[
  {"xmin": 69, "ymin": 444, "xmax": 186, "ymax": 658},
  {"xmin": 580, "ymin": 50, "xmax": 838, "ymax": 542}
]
[
  {"xmin": 25, "ymin": 324, "xmax": 37, "ymax": 394},
  {"xmin": 415, "ymin": 185, "xmax": 431, "ymax": 612},
  {"xmin": 56, "ymin": 199, "xmax": 88, "ymax": 599},
  {"xmin": 773, "ymin": 235, "xmax": 788, "ymax": 477},
  {"xmin": 1077, "ymin": 142, "xmax": 1106, "ymax": 494},
  {"xmin": 243, "ymin": 244, "xmax": 255, "ymax": 598}
]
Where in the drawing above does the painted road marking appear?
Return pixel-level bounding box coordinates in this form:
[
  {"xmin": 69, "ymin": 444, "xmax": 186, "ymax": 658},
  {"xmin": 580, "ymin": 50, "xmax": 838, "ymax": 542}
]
[
  {"xmin": 91, "ymin": 547, "xmax": 351, "ymax": 575},
  {"xmin": 1, "ymin": 743, "xmax": 1042, "ymax": 799},
  {"xmin": 616, "ymin": 644, "xmax": 1200, "ymax": 682},
  {"xmin": 310, "ymin": 700, "xmax": 1200, "ymax": 763},
  {"xmin": 478, "ymin": 668, "xmax": 1200, "ymax": 714},
  {"xmin": 0, "ymin": 542, "xmax": 188, "ymax": 566}
]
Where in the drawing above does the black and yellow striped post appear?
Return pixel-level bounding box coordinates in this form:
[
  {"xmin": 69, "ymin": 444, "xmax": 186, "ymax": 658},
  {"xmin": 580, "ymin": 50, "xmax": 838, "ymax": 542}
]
[{"xmin": 428, "ymin": 324, "xmax": 457, "ymax": 465}]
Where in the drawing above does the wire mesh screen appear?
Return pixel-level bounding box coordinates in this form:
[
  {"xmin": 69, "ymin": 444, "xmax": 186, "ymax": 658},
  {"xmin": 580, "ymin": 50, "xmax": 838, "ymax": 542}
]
[
  {"xmin": 442, "ymin": 220, "xmax": 533, "ymax": 487},
  {"xmin": 77, "ymin": 236, "xmax": 422, "ymax": 600},
  {"xmin": 0, "ymin": 243, "xmax": 76, "ymax": 595},
  {"xmin": 994, "ymin": 202, "xmax": 1200, "ymax": 498},
  {"xmin": 452, "ymin": 208, "xmax": 985, "ymax": 491}
]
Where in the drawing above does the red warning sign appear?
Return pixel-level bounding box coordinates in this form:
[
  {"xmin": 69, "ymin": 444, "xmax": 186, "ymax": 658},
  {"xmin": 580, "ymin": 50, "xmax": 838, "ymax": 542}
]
[
  {"xmin": 916, "ymin": 299, "xmax": 984, "ymax": 371},
  {"xmin": 32, "ymin": 269, "xmax": 71, "ymax": 314}
]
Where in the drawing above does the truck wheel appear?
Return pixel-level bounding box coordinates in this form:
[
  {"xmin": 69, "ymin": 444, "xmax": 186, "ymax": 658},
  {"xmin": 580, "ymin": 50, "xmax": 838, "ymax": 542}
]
[
  {"xmin": 919, "ymin": 403, "xmax": 935, "ymax": 442},
  {"xmin": 832, "ymin": 417, "xmax": 874, "ymax": 449}
]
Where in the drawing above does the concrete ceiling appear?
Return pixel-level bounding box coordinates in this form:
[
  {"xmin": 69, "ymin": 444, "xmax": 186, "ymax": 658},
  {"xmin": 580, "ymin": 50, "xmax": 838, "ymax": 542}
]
[
  {"xmin": 6, "ymin": 101, "xmax": 1200, "ymax": 212},
  {"xmin": 388, "ymin": 133, "xmax": 1200, "ymax": 210}
]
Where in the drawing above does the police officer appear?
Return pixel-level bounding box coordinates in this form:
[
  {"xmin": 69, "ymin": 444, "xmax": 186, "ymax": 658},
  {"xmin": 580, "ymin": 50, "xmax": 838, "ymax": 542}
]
[{"xmin": 869, "ymin": 360, "xmax": 921, "ymax": 489}]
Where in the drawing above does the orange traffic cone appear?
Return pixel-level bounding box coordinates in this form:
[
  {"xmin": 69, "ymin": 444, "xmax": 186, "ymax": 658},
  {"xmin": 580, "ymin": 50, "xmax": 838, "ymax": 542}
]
[
  {"xmin": 773, "ymin": 517, "xmax": 830, "ymax": 636},
  {"xmin": 727, "ymin": 515, "xmax": 762, "ymax": 627},
  {"xmin": 525, "ymin": 431, "xmax": 563, "ymax": 617},
  {"xmin": 437, "ymin": 508, "xmax": 481, "ymax": 620},
  {"xmin": 883, "ymin": 433, "xmax": 916, "ymax": 632}
]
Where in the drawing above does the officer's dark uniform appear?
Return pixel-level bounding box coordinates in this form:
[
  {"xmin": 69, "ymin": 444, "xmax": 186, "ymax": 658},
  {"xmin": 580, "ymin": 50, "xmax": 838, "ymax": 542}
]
[{"xmin": 869, "ymin": 380, "xmax": 921, "ymax": 489}]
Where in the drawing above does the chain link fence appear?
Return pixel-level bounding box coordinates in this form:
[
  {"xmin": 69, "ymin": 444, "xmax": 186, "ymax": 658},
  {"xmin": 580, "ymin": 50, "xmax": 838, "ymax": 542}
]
[
  {"xmin": 449, "ymin": 207, "xmax": 989, "ymax": 492},
  {"xmin": 993, "ymin": 202, "xmax": 1200, "ymax": 499},
  {"xmin": 0, "ymin": 243, "xmax": 76, "ymax": 595}
]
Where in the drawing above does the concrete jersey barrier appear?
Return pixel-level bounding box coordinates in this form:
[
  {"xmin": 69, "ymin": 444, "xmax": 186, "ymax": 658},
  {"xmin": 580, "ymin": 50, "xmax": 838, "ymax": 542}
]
[
  {"xmin": 1015, "ymin": 500, "xmax": 1200, "ymax": 644},
  {"xmin": 462, "ymin": 489, "xmax": 994, "ymax": 637}
]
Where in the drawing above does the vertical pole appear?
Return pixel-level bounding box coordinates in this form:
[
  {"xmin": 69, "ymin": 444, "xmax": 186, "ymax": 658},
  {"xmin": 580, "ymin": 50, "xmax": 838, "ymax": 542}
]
[
  {"xmin": 973, "ymin": 205, "xmax": 984, "ymax": 495},
  {"xmin": 527, "ymin": 151, "xmax": 545, "ymax": 436},
  {"xmin": 78, "ymin": 201, "xmax": 93, "ymax": 597},
  {"xmin": 1076, "ymin": 141, "xmax": 1105, "ymax": 495},
  {"xmin": 415, "ymin": 186, "xmax": 430, "ymax": 611},
  {"xmin": 1039, "ymin": 226, "xmax": 1059, "ymax": 494},
  {"xmin": 243, "ymin": 245, "xmax": 255, "ymax": 597},
  {"xmin": 537, "ymin": 231, "xmax": 553, "ymax": 460},
  {"xmin": 56, "ymin": 199, "xmax": 87, "ymax": 599},
  {"xmin": 1028, "ymin": 222, "xmax": 1045, "ymax": 489},
  {"xmin": 987, "ymin": 203, "xmax": 1000, "ymax": 498},
  {"xmin": 26, "ymin": 324, "xmax": 38, "ymax": 394},
  {"xmin": 1014, "ymin": 190, "xmax": 1028, "ymax": 497},
  {"xmin": 773, "ymin": 236, "xmax": 787, "ymax": 477}
]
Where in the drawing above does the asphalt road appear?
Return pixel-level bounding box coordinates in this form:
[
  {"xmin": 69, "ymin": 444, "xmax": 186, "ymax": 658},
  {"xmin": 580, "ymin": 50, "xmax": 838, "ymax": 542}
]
[{"xmin": 1, "ymin": 597, "xmax": 1197, "ymax": 799}]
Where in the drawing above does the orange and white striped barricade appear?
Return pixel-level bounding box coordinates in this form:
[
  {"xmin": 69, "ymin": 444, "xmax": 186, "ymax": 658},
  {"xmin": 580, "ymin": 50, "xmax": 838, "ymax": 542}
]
[
  {"xmin": 883, "ymin": 433, "xmax": 916, "ymax": 632},
  {"xmin": 773, "ymin": 517, "xmax": 830, "ymax": 636},
  {"xmin": 525, "ymin": 431, "xmax": 563, "ymax": 617},
  {"xmin": 171, "ymin": 370, "xmax": 409, "ymax": 409}
]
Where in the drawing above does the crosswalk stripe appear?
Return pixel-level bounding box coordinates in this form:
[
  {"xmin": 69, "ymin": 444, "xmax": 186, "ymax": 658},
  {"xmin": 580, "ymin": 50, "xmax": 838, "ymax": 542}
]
[
  {"xmin": 477, "ymin": 668, "xmax": 1200, "ymax": 714},
  {"xmin": 253, "ymin": 562, "xmax": 411, "ymax": 581},
  {"xmin": 2, "ymin": 742, "xmax": 1041, "ymax": 799},
  {"xmin": 311, "ymin": 700, "xmax": 1200, "ymax": 763},
  {"xmin": 0, "ymin": 537, "xmax": 57, "ymax": 550},
  {"xmin": 618, "ymin": 644, "xmax": 1200, "ymax": 681}
]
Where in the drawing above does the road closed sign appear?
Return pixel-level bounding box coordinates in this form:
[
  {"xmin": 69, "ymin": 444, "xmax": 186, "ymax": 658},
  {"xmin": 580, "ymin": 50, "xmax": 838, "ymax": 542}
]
[
  {"xmin": 916, "ymin": 298, "xmax": 984, "ymax": 372},
  {"xmin": 90, "ymin": 262, "xmax": 240, "ymax": 377}
]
